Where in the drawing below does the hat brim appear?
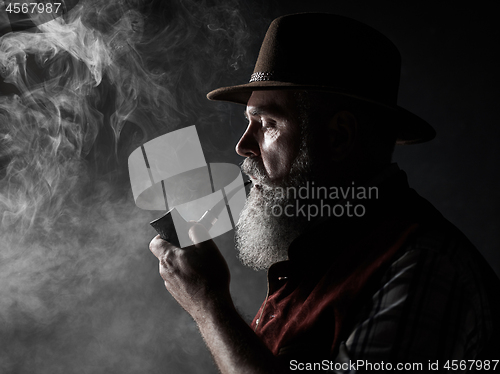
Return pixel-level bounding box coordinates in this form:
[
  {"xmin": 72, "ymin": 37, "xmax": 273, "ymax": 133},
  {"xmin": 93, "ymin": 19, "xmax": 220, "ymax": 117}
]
[{"xmin": 207, "ymin": 82, "xmax": 436, "ymax": 145}]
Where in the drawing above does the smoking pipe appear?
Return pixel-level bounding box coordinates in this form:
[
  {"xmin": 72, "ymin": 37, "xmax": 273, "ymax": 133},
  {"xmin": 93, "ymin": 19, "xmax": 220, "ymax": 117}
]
[{"xmin": 150, "ymin": 180, "xmax": 251, "ymax": 247}]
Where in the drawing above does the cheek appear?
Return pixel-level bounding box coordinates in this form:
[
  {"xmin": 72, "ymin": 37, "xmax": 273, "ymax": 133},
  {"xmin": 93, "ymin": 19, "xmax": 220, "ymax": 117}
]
[{"xmin": 261, "ymin": 128, "xmax": 300, "ymax": 179}]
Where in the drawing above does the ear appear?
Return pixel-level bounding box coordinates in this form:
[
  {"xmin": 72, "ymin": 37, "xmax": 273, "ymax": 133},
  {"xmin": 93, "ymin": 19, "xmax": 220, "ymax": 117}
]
[{"xmin": 327, "ymin": 110, "xmax": 358, "ymax": 161}]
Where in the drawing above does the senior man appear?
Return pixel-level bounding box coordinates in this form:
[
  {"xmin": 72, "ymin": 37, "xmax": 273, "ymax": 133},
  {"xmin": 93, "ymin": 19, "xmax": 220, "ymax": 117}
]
[{"xmin": 149, "ymin": 13, "xmax": 499, "ymax": 373}]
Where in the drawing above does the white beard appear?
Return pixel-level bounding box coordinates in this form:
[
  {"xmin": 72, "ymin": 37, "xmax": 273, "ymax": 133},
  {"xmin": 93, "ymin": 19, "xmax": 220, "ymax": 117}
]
[{"xmin": 235, "ymin": 142, "xmax": 312, "ymax": 271}]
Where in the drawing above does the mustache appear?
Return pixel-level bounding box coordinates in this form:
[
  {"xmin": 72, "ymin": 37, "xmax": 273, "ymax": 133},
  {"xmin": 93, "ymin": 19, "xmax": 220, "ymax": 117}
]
[{"xmin": 240, "ymin": 157, "xmax": 269, "ymax": 184}]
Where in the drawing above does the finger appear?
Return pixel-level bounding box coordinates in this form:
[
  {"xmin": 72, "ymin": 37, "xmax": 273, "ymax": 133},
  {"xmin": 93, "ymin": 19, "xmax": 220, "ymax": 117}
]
[
  {"xmin": 188, "ymin": 223, "xmax": 215, "ymax": 248},
  {"xmin": 149, "ymin": 234, "xmax": 176, "ymax": 258},
  {"xmin": 188, "ymin": 223, "xmax": 210, "ymax": 245}
]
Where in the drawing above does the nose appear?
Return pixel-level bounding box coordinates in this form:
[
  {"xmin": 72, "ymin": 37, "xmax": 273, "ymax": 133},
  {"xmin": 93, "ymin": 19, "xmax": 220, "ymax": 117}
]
[{"xmin": 235, "ymin": 122, "xmax": 260, "ymax": 158}]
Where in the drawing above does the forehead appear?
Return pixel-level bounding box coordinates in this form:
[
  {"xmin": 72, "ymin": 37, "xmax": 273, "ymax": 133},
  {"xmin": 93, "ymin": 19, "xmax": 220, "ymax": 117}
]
[{"xmin": 245, "ymin": 90, "xmax": 297, "ymax": 118}]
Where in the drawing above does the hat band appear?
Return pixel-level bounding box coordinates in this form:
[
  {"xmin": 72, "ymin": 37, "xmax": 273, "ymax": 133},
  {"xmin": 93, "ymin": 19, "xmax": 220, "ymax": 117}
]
[
  {"xmin": 249, "ymin": 70, "xmax": 397, "ymax": 107},
  {"xmin": 249, "ymin": 71, "xmax": 274, "ymax": 82}
]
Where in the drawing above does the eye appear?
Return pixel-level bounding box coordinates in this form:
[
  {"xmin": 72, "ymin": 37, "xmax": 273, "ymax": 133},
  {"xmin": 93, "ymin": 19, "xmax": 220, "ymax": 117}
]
[{"xmin": 261, "ymin": 118, "xmax": 276, "ymax": 130}]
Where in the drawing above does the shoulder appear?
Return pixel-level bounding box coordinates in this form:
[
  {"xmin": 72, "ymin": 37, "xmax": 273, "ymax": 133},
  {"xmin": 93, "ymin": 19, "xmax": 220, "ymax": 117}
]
[
  {"xmin": 342, "ymin": 201, "xmax": 500, "ymax": 361},
  {"xmin": 379, "ymin": 216, "xmax": 497, "ymax": 358}
]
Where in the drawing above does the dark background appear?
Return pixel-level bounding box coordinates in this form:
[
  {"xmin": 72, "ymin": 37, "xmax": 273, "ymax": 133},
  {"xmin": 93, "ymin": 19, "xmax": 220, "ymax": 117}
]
[{"xmin": 0, "ymin": 0, "xmax": 498, "ymax": 373}]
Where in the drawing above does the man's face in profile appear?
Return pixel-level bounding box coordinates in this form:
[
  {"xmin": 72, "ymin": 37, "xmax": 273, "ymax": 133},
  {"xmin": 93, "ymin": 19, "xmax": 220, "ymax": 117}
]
[
  {"xmin": 235, "ymin": 90, "xmax": 313, "ymax": 270},
  {"xmin": 237, "ymin": 90, "xmax": 302, "ymax": 186}
]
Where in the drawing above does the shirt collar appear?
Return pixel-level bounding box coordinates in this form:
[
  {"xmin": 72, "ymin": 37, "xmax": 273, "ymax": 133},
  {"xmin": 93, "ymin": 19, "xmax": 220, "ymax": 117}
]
[{"xmin": 272, "ymin": 163, "xmax": 409, "ymax": 271}]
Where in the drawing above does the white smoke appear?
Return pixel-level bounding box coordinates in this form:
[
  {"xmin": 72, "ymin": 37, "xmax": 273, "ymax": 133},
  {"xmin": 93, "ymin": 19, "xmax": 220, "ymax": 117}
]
[{"xmin": 0, "ymin": 0, "xmax": 253, "ymax": 372}]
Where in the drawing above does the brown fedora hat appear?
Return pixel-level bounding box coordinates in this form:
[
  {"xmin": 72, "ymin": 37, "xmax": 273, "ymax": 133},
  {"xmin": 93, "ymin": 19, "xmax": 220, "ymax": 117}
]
[{"xmin": 207, "ymin": 13, "xmax": 435, "ymax": 145}]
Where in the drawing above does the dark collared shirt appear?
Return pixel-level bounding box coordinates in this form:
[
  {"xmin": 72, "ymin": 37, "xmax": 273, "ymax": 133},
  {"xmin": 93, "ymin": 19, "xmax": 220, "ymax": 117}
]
[{"xmin": 251, "ymin": 168, "xmax": 499, "ymax": 372}]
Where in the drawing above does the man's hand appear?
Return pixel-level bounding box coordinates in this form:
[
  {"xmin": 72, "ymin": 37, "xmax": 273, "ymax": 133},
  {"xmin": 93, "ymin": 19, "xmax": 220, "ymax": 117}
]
[
  {"xmin": 149, "ymin": 223, "xmax": 232, "ymax": 322},
  {"xmin": 149, "ymin": 223, "xmax": 281, "ymax": 374}
]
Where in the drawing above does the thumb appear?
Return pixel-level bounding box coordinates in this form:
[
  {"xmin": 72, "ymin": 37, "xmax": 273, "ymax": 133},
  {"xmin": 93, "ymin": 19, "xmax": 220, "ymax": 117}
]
[{"xmin": 188, "ymin": 223, "xmax": 213, "ymax": 246}]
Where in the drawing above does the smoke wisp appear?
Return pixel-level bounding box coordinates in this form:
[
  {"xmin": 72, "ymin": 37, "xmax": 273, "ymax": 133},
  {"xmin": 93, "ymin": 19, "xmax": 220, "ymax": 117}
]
[{"xmin": 0, "ymin": 0, "xmax": 254, "ymax": 372}]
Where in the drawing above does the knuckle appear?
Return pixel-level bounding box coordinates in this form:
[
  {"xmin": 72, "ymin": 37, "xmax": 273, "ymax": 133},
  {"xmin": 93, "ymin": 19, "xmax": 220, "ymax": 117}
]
[
  {"xmin": 149, "ymin": 235, "xmax": 177, "ymax": 255},
  {"xmin": 160, "ymin": 253, "xmax": 172, "ymax": 268},
  {"xmin": 164, "ymin": 248, "xmax": 176, "ymax": 262},
  {"xmin": 160, "ymin": 248, "xmax": 180, "ymax": 269},
  {"xmin": 149, "ymin": 236, "xmax": 157, "ymax": 251},
  {"xmin": 149, "ymin": 235, "xmax": 164, "ymax": 251}
]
